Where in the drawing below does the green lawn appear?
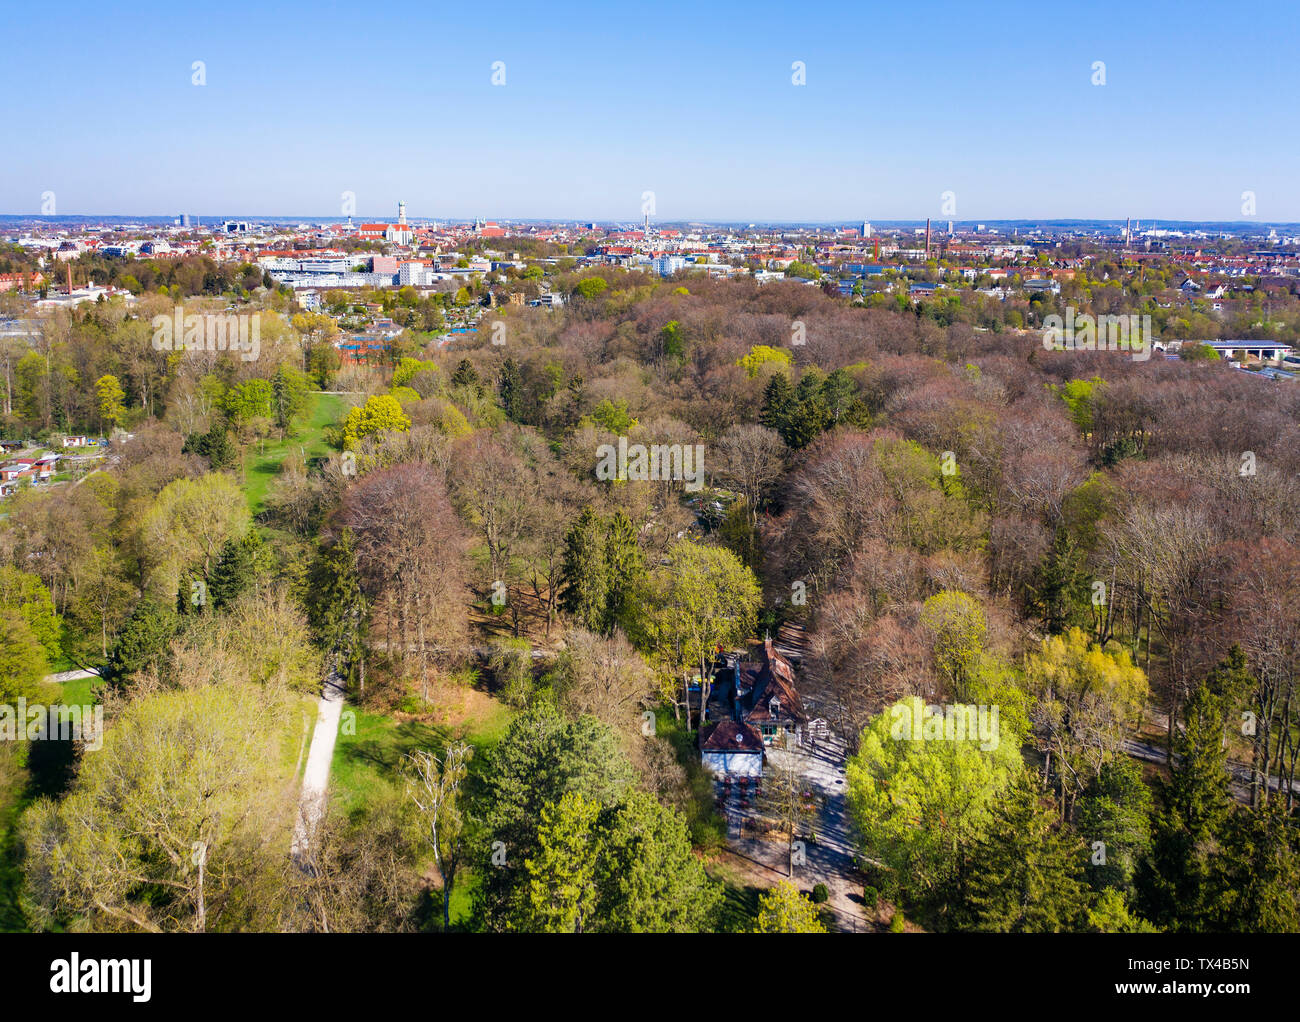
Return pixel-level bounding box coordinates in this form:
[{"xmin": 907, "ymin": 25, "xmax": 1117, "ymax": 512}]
[
  {"xmin": 58, "ymin": 677, "xmax": 96, "ymax": 709},
  {"xmin": 242, "ymin": 392, "xmax": 347, "ymax": 515},
  {"xmin": 329, "ymin": 697, "xmax": 511, "ymax": 929},
  {"xmin": 707, "ymin": 861, "xmax": 763, "ymax": 933},
  {"xmin": 330, "ymin": 698, "xmax": 512, "ymax": 819},
  {"xmin": 0, "ymin": 677, "xmax": 103, "ymax": 932}
]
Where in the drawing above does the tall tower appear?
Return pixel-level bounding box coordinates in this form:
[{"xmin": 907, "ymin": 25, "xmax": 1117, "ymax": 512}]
[
  {"xmin": 925, "ymin": 218, "xmax": 931, "ymax": 259},
  {"xmin": 862, "ymin": 221, "xmax": 871, "ymax": 239},
  {"xmin": 397, "ymin": 201, "xmax": 407, "ymax": 226}
]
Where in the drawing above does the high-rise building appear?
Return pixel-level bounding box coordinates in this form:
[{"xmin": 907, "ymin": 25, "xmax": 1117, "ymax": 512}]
[{"xmin": 862, "ymin": 221, "xmax": 871, "ymax": 239}]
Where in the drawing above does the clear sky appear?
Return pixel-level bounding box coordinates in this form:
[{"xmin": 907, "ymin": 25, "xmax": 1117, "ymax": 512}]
[{"xmin": 4, "ymin": 0, "xmax": 1297, "ymax": 222}]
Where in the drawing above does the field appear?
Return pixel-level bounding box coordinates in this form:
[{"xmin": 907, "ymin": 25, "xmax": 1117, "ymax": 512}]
[{"xmin": 242, "ymin": 391, "xmax": 349, "ymax": 515}]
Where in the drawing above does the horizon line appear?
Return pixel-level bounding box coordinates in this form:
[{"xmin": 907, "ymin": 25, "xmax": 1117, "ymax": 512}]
[{"xmin": 1, "ymin": 214, "xmax": 1297, "ymax": 229}]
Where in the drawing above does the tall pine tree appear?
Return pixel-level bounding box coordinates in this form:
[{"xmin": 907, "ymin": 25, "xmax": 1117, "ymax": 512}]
[
  {"xmin": 498, "ymin": 357, "xmax": 524, "ymax": 423},
  {"xmin": 963, "ymin": 777, "xmax": 1090, "ymax": 932},
  {"xmin": 602, "ymin": 509, "xmax": 644, "ymax": 634},
  {"xmin": 558, "ymin": 507, "xmax": 609, "ymax": 634},
  {"xmin": 1138, "ymin": 679, "xmax": 1232, "ymax": 930}
]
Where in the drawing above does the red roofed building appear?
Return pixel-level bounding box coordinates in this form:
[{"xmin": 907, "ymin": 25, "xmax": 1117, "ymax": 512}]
[{"xmin": 0, "ymin": 271, "xmax": 46, "ymax": 292}]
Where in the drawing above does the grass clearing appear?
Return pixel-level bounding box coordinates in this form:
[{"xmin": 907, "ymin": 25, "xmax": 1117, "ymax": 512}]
[
  {"xmin": 242, "ymin": 392, "xmax": 347, "ymax": 515},
  {"xmin": 706, "ymin": 857, "xmax": 763, "ymax": 933},
  {"xmin": 330, "ymin": 690, "xmax": 513, "ymax": 819},
  {"xmin": 328, "ymin": 690, "xmax": 512, "ymax": 929}
]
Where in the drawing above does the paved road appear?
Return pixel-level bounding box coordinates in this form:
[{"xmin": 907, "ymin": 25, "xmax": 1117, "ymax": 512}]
[
  {"xmin": 291, "ymin": 664, "xmax": 346, "ymax": 860},
  {"xmin": 1122, "ymin": 735, "xmax": 1300, "ymax": 802},
  {"xmin": 726, "ymin": 729, "xmax": 868, "ymax": 931}
]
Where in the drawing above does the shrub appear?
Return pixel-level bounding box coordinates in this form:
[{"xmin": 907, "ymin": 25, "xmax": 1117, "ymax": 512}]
[
  {"xmin": 862, "ymin": 885, "xmax": 879, "ymax": 907},
  {"xmin": 889, "ymin": 908, "xmax": 906, "ymax": 933},
  {"xmin": 811, "ymin": 883, "xmax": 829, "ymax": 904}
]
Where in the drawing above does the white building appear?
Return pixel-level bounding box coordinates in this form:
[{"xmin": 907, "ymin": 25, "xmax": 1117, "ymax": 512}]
[
  {"xmin": 398, "ymin": 261, "xmax": 435, "ymax": 286},
  {"xmin": 652, "ymin": 255, "xmax": 686, "ymax": 277}
]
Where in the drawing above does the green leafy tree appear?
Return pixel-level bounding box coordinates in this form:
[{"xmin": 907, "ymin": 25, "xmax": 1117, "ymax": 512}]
[
  {"xmin": 0, "ymin": 610, "xmax": 49, "ymax": 703},
  {"xmin": 583, "ymin": 398, "xmax": 637, "ymax": 434},
  {"xmin": 95, "ymin": 374, "xmax": 126, "ymax": 430},
  {"xmin": 657, "ymin": 320, "xmax": 686, "ymax": 362},
  {"xmin": 20, "ymin": 683, "xmax": 297, "ymax": 932},
  {"xmin": 919, "ymin": 591, "xmax": 987, "ymax": 693},
  {"xmin": 1179, "ymin": 342, "xmax": 1221, "ymax": 362},
  {"xmin": 1050, "ymin": 377, "xmax": 1101, "ymax": 434},
  {"xmin": 846, "ymin": 696, "xmax": 1023, "ymax": 906},
  {"xmin": 0, "ymin": 566, "xmax": 62, "ymax": 662},
  {"xmin": 142, "ymin": 473, "xmax": 250, "ymax": 596},
  {"xmin": 392, "ymin": 356, "xmax": 438, "ymax": 389},
  {"xmin": 736, "ymin": 344, "xmax": 792, "ymax": 379},
  {"xmin": 753, "ymin": 881, "xmax": 827, "ymax": 933},
  {"xmin": 1027, "ymin": 627, "xmax": 1148, "ymax": 814},
  {"xmin": 488, "ymin": 636, "xmax": 535, "ymax": 709},
  {"xmin": 224, "ymin": 378, "xmax": 274, "ymax": 426},
  {"xmin": 342, "ymin": 394, "xmax": 411, "ymax": 450},
  {"xmin": 785, "ymin": 261, "xmax": 821, "ymax": 280},
  {"xmin": 628, "ymin": 539, "xmax": 760, "ymax": 727},
  {"xmin": 574, "ymin": 276, "xmax": 608, "ymax": 301}
]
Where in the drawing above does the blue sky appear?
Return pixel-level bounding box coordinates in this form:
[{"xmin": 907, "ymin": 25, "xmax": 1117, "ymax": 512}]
[{"xmin": 3, "ymin": 0, "xmax": 1297, "ymax": 221}]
